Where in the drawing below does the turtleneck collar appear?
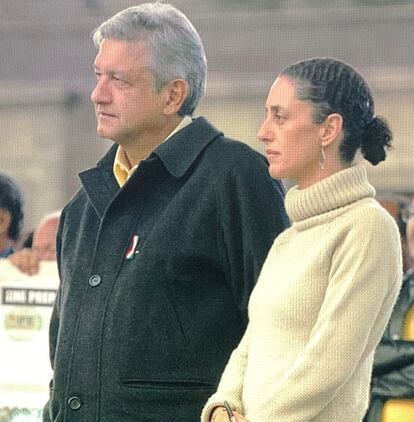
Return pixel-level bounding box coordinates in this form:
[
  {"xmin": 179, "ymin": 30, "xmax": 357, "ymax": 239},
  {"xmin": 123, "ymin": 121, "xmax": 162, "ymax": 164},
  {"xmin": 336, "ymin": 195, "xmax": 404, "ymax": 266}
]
[{"xmin": 285, "ymin": 165, "xmax": 375, "ymax": 223}]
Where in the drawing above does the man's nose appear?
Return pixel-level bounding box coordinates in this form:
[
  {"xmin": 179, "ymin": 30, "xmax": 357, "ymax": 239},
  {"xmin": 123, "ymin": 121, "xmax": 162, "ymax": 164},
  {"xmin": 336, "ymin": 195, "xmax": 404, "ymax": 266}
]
[{"xmin": 91, "ymin": 78, "xmax": 111, "ymax": 104}]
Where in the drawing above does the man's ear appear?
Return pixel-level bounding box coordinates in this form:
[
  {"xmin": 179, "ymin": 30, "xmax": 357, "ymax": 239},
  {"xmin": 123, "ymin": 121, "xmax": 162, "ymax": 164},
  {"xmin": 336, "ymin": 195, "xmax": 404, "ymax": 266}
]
[
  {"xmin": 319, "ymin": 113, "xmax": 343, "ymax": 147},
  {"xmin": 163, "ymin": 79, "xmax": 189, "ymax": 116},
  {"xmin": 0, "ymin": 208, "xmax": 12, "ymax": 237}
]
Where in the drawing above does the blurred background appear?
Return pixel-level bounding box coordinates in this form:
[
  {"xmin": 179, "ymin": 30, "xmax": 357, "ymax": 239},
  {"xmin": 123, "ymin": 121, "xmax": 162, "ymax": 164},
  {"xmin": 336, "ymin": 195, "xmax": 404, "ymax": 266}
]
[{"xmin": 1, "ymin": 0, "xmax": 413, "ymax": 234}]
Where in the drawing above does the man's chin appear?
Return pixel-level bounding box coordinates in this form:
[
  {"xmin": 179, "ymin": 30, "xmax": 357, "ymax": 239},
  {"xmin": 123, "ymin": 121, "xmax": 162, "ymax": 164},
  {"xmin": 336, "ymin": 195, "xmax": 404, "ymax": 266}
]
[{"xmin": 96, "ymin": 126, "xmax": 114, "ymax": 140}]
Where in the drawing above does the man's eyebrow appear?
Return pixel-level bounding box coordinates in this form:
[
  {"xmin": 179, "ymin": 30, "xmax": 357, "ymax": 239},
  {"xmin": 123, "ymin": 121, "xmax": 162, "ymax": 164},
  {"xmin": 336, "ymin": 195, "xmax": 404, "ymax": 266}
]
[
  {"xmin": 265, "ymin": 105, "xmax": 285, "ymax": 114},
  {"xmin": 269, "ymin": 105, "xmax": 285, "ymax": 113},
  {"xmin": 92, "ymin": 65, "xmax": 128, "ymax": 78}
]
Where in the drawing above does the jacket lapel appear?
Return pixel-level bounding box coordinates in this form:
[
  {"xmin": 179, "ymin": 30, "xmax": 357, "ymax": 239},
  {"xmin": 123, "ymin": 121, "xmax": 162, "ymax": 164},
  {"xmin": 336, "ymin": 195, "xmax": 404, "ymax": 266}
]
[{"xmin": 79, "ymin": 145, "xmax": 120, "ymax": 219}]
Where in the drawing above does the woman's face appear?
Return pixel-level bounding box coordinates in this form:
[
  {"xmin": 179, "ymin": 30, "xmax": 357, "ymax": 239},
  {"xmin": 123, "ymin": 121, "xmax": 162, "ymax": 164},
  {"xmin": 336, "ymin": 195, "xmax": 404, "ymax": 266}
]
[
  {"xmin": 257, "ymin": 76, "xmax": 322, "ymax": 188},
  {"xmin": 406, "ymin": 198, "xmax": 414, "ymax": 260}
]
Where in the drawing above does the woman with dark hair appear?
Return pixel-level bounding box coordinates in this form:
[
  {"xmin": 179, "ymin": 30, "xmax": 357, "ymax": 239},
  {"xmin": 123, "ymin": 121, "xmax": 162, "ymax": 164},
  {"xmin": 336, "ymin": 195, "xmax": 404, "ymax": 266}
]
[
  {"xmin": 0, "ymin": 172, "xmax": 24, "ymax": 258},
  {"xmin": 201, "ymin": 58, "xmax": 402, "ymax": 422},
  {"xmin": 364, "ymin": 197, "xmax": 414, "ymax": 422}
]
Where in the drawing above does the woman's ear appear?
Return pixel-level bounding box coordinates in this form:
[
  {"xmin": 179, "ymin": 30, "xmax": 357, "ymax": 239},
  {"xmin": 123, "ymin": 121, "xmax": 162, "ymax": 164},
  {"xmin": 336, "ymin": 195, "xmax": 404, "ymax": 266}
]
[
  {"xmin": 163, "ymin": 79, "xmax": 189, "ymax": 116},
  {"xmin": 319, "ymin": 113, "xmax": 343, "ymax": 147},
  {"xmin": 0, "ymin": 208, "xmax": 12, "ymax": 237}
]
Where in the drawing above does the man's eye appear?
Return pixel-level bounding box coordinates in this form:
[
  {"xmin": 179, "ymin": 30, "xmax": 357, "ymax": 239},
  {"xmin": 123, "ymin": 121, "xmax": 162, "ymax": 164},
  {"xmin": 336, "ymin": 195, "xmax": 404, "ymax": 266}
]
[
  {"xmin": 274, "ymin": 114, "xmax": 286, "ymax": 122},
  {"xmin": 113, "ymin": 76, "xmax": 130, "ymax": 86}
]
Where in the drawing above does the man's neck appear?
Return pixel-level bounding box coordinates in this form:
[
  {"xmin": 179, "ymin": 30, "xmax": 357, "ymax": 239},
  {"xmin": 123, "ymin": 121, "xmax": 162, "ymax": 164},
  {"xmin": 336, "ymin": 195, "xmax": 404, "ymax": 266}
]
[{"xmin": 122, "ymin": 116, "xmax": 183, "ymax": 167}]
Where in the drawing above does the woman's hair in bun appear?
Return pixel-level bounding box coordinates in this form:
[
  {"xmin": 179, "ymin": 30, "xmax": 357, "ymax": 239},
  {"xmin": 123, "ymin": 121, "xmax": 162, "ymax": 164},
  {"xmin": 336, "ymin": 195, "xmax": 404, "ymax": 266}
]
[{"xmin": 280, "ymin": 57, "xmax": 392, "ymax": 165}]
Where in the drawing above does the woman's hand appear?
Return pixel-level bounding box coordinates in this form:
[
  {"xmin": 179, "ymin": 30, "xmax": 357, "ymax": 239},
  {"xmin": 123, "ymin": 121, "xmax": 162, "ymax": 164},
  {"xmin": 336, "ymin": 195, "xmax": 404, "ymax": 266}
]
[{"xmin": 210, "ymin": 406, "xmax": 249, "ymax": 422}]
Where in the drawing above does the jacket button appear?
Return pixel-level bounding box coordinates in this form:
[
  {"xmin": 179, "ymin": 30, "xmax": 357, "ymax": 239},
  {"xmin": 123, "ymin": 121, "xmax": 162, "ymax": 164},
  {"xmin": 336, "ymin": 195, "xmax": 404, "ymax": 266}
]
[
  {"xmin": 68, "ymin": 396, "xmax": 82, "ymax": 410},
  {"xmin": 89, "ymin": 274, "xmax": 102, "ymax": 287}
]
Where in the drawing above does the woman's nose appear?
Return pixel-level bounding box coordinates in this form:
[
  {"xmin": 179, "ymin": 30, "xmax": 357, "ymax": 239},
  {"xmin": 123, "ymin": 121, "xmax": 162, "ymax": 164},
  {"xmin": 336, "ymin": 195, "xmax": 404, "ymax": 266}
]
[{"xmin": 257, "ymin": 119, "xmax": 272, "ymax": 144}]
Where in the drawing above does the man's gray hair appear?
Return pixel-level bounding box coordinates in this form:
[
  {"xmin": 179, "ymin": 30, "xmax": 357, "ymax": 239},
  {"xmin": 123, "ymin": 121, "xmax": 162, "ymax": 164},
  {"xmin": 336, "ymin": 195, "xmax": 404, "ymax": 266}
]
[{"xmin": 92, "ymin": 2, "xmax": 207, "ymax": 116}]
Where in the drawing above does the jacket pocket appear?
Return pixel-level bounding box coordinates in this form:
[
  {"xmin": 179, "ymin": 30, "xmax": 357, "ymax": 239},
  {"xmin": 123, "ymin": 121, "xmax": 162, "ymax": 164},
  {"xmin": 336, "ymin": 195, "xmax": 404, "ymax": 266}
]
[
  {"xmin": 120, "ymin": 379, "xmax": 215, "ymax": 405},
  {"xmin": 122, "ymin": 379, "xmax": 215, "ymax": 390}
]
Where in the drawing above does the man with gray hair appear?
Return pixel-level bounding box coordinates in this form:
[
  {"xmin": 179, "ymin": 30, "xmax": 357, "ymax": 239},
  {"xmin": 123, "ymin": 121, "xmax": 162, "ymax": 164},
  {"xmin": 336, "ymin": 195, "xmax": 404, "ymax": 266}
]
[{"xmin": 44, "ymin": 3, "xmax": 288, "ymax": 421}]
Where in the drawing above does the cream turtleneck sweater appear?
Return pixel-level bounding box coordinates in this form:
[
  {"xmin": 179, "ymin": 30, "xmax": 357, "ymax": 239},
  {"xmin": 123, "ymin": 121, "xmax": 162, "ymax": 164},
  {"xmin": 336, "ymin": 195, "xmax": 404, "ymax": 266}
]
[{"xmin": 202, "ymin": 165, "xmax": 402, "ymax": 422}]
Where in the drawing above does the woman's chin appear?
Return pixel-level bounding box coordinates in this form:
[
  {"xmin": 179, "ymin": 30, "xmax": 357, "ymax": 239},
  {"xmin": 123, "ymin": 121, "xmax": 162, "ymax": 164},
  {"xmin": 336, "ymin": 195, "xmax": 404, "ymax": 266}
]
[{"xmin": 268, "ymin": 165, "xmax": 287, "ymax": 180}]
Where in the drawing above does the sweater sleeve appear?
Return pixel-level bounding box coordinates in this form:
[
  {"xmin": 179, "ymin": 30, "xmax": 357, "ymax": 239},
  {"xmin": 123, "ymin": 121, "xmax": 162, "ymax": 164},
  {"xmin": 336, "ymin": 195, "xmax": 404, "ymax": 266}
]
[
  {"xmin": 249, "ymin": 207, "xmax": 402, "ymax": 421},
  {"xmin": 201, "ymin": 325, "xmax": 251, "ymax": 422}
]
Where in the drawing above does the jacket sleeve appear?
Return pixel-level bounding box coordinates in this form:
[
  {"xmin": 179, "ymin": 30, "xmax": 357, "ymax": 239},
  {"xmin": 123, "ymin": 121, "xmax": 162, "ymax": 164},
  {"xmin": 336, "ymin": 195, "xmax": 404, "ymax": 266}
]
[
  {"xmin": 369, "ymin": 273, "xmax": 414, "ymax": 399},
  {"xmin": 370, "ymin": 336, "xmax": 414, "ymax": 398},
  {"xmin": 371, "ymin": 356, "xmax": 414, "ymax": 398},
  {"xmin": 200, "ymin": 149, "xmax": 288, "ymax": 421},
  {"xmin": 201, "ymin": 325, "xmax": 251, "ymax": 421},
  {"xmin": 214, "ymin": 149, "xmax": 289, "ymax": 318},
  {"xmin": 42, "ymin": 210, "xmax": 65, "ymax": 421},
  {"xmin": 246, "ymin": 207, "xmax": 402, "ymax": 421},
  {"xmin": 372, "ymin": 338, "xmax": 414, "ymax": 377}
]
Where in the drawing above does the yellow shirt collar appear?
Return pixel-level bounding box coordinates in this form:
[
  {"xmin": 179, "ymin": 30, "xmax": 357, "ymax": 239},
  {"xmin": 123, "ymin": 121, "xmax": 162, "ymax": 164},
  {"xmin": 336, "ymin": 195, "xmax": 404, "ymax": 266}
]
[{"xmin": 113, "ymin": 116, "xmax": 192, "ymax": 187}]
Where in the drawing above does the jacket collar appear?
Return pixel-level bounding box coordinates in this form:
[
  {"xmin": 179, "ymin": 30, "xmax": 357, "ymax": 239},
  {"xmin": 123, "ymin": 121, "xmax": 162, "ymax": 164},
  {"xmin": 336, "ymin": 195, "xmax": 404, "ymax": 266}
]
[
  {"xmin": 152, "ymin": 116, "xmax": 222, "ymax": 178},
  {"xmin": 78, "ymin": 117, "xmax": 222, "ymax": 217},
  {"xmin": 78, "ymin": 145, "xmax": 119, "ymax": 218}
]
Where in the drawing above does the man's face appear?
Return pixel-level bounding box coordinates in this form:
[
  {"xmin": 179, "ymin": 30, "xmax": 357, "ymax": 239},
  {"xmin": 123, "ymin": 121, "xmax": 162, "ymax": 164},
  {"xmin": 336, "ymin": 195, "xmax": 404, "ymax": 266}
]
[{"xmin": 91, "ymin": 39, "xmax": 167, "ymax": 146}]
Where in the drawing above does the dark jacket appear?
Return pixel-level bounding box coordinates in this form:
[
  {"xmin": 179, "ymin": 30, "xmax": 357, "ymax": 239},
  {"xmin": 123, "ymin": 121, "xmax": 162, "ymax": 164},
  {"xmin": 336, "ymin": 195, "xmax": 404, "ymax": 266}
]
[
  {"xmin": 44, "ymin": 117, "xmax": 289, "ymax": 422},
  {"xmin": 364, "ymin": 267, "xmax": 414, "ymax": 421}
]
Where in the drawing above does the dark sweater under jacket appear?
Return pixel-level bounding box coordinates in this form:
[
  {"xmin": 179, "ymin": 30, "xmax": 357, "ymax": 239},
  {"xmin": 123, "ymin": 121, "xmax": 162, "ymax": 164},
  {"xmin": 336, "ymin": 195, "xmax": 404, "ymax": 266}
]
[{"xmin": 43, "ymin": 117, "xmax": 289, "ymax": 422}]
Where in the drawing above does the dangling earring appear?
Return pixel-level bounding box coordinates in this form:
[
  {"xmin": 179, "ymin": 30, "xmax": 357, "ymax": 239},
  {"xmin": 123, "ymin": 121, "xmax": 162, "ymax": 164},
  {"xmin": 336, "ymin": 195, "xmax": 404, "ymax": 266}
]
[{"xmin": 319, "ymin": 146, "xmax": 326, "ymax": 170}]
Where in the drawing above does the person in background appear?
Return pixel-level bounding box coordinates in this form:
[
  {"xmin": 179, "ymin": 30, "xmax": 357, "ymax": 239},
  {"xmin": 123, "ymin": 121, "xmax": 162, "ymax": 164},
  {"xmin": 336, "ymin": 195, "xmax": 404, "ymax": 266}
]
[
  {"xmin": 43, "ymin": 3, "xmax": 288, "ymax": 421},
  {"xmin": 364, "ymin": 196, "xmax": 414, "ymax": 422},
  {"xmin": 400, "ymin": 200, "xmax": 414, "ymax": 270},
  {"xmin": 0, "ymin": 172, "xmax": 24, "ymax": 258},
  {"xmin": 202, "ymin": 57, "xmax": 402, "ymax": 422},
  {"xmin": 378, "ymin": 198, "xmax": 412, "ymax": 272},
  {"xmin": 8, "ymin": 211, "xmax": 60, "ymax": 275}
]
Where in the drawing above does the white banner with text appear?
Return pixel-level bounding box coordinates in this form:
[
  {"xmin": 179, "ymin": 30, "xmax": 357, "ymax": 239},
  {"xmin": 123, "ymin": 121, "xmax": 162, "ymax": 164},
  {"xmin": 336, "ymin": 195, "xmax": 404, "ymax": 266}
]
[{"xmin": 0, "ymin": 259, "xmax": 58, "ymax": 422}]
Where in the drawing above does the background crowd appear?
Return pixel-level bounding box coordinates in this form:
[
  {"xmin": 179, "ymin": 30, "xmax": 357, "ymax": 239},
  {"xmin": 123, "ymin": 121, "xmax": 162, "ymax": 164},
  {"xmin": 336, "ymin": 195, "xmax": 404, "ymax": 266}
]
[{"xmin": 0, "ymin": 172, "xmax": 60, "ymax": 273}]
